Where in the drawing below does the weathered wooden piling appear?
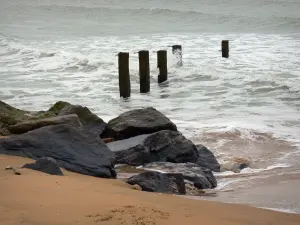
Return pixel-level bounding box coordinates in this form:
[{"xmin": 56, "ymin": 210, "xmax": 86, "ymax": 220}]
[
  {"xmin": 172, "ymin": 45, "xmax": 182, "ymax": 66},
  {"xmin": 222, "ymin": 40, "xmax": 229, "ymax": 58},
  {"xmin": 172, "ymin": 45, "xmax": 182, "ymax": 54},
  {"xmin": 118, "ymin": 52, "xmax": 130, "ymax": 98},
  {"xmin": 138, "ymin": 50, "xmax": 150, "ymax": 93},
  {"xmin": 157, "ymin": 50, "xmax": 168, "ymax": 83}
]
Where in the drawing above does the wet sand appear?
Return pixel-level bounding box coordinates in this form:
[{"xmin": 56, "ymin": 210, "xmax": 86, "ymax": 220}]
[
  {"xmin": 186, "ymin": 171, "xmax": 300, "ymax": 214},
  {"xmin": 1, "ymin": 155, "xmax": 300, "ymax": 225}
]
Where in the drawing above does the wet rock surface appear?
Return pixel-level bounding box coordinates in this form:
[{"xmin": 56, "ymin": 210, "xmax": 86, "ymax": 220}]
[
  {"xmin": 107, "ymin": 130, "xmax": 199, "ymax": 166},
  {"xmin": 127, "ymin": 171, "xmax": 186, "ymax": 194},
  {"xmin": 0, "ymin": 124, "xmax": 116, "ymax": 178},
  {"xmin": 7, "ymin": 114, "xmax": 82, "ymax": 134},
  {"xmin": 101, "ymin": 107, "xmax": 177, "ymax": 140},
  {"xmin": 143, "ymin": 162, "xmax": 217, "ymax": 189},
  {"xmin": 23, "ymin": 157, "xmax": 64, "ymax": 175},
  {"xmin": 196, "ymin": 144, "xmax": 220, "ymax": 172}
]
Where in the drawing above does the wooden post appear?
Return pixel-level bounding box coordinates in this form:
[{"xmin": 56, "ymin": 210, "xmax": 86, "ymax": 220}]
[
  {"xmin": 172, "ymin": 45, "xmax": 182, "ymax": 54},
  {"xmin": 138, "ymin": 50, "xmax": 150, "ymax": 93},
  {"xmin": 172, "ymin": 45, "xmax": 182, "ymax": 66},
  {"xmin": 157, "ymin": 50, "xmax": 168, "ymax": 83},
  {"xmin": 118, "ymin": 52, "xmax": 130, "ymax": 98},
  {"xmin": 222, "ymin": 40, "xmax": 229, "ymax": 58}
]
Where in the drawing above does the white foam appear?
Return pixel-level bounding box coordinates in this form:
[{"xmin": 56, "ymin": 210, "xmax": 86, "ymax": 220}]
[
  {"xmin": 240, "ymin": 164, "xmax": 291, "ymax": 174},
  {"xmin": 214, "ymin": 163, "xmax": 291, "ymax": 178},
  {"xmin": 136, "ymin": 166, "xmax": 167, "ymax": 174},
  {"xmin": 258, "ymin": 207, "xmax": 299, "ymax": 214}
]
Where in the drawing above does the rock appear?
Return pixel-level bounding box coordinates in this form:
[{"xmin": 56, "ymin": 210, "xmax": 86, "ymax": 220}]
[
  {"xmin": 185, "ymin": 181, "xmax": 207, "ymax": 196},
  {"xmin": 0, "ymin": 100, "xmax": 68, "ymax": 128},
  {"xmin": 7, "ymin": 114, "xmax": 82, "ymax": 134},
  {"xmin": 127, "ymin": 171, "xmax": 186, "ymax": 194},
  {"xmin": 22, "ymin": 157, "xmax": 64, "ymax": 175},
  {"xmin": 0, "ymin": 100, "xmax": 64, "ymax": 132},
  {"xmin": 0, "ymin": 100, "xmax": 30, "ymax": 128},
  {"xmin": 5, "ymin": 166, "xmax": 13, "ymax": 170},
  {"xmin": 101, "ymin": 107, "xmax": 177, "ymax": 140},
  {"xmin": 143, "ymin": 162, "xmax": 217, "ymax": 189},
  {"xmin": 196, "ymin": 144, "xmax": 220, "ymax": 172},
  {"xmin": 4, "ymin": 165, "xmax": 21, "ymax": 175},
  {"xmin": 0, "ymin": 127, "xmax": 10, "ymax": 136},
  {"xmin": 48, "ymin": 101, "xmax": 71, "ymax": 115},
  {"xmin": 59, "ymin": 104, "xmax": 106, "ymax": 136},
  {"xmin": 0, "ymin": 100, "xmax": 105, "ymax": 135},
  {"xmin": 13, "ymin": 168, "xmax": 21, "ymax": 175},
  {"xmin": 0, "ymin": 124, "xmax": 116, "ymax": 178},
  {"xmin": 58, "ymin": 104, "xmax": 104, "ymax": 126},
  {"xmin": 107, "ymin": 130, "xmax": 199, "ymax": 166},
  {"xmin": 131, "ymin": 184, "xmax": 142, "ymax": 191},
  {"xmin": 221, "ymin": 157, "xmax": 251, "ymax": 173}
]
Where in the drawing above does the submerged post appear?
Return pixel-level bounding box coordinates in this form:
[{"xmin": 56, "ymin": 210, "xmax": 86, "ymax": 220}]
[
  {"xmin": 138, "ymin": 50, "xmax": 150, "ymax": 93},
  {"xmin": 157, "ymin": 50, "xmax": 168, "ymax": 83},
  {"xmin": 118, "ymin": 52, "xmax": 130, "ymax": 98},
  {"xmin": 172, "ymin": 45, "xmax": 182, "ymax": 66},
  {"xmin": 222, "ymin": 40, "xmax": 229, "ymax": 58}
]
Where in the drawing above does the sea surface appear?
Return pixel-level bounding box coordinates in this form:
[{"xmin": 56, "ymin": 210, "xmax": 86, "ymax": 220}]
[{"xmin": 1, "ymin": 0, "xmax": 300, "ymax": 213}]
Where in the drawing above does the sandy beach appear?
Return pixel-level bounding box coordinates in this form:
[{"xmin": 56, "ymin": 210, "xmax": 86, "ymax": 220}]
[{"xmin": 1, "ymin": 155, "xmax": 300, "ymax": 225}]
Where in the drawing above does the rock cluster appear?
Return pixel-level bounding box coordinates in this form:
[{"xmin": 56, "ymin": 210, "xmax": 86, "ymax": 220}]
[{"xmin": 0, "ymin": 100, "xmax": 220, "ymax": 194}]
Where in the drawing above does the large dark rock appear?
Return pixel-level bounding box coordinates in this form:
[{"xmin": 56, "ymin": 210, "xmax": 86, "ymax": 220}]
[
  {"xmin": 0, "ymin": 124, "xmax": 116, "ymax": 178},
  {"xmin": 143, "ymin": 162, "xmax": 217, "ymax": 189},
  {"xmin": 101, "ymin": 107, "xmax": 177, "ymax": 140},
  {"xmin": 7, "ymin": 114, "xmax": 82, "ymax": 134},
  {"xmin": 127, "ymin": 171, "xmax": 186, "ymax": 194},
  {"xmin": 22, "ymin": 157, "xmax": 64, "ymax": 176},
  {"xmin": 196, "ymin": 144, "xmax": 220, "ymax": 172},
  {"xmin": 107, "ymin": 130, "xmax": 199, "ymax": 166}
]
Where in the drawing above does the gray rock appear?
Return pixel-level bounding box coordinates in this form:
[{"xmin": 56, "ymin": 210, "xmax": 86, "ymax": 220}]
[
  {"xmin": 0, "ymin": 100, "xmax": 29, "ymax": 128},
  {"xmin": 7, "ymin": 114, "xmax": 82, "ymax": 134},
  {"xmin": 22, "ymin": 157, "xmax": 64, "ymax": 175},
  {"xmin": 0, "ymin": 100, "xmax": 106, "ymax": 136},
  {"xmin": 127, "ymin": 171, "xmax": 186, "ymax": 194},
  {"xmin": 0, "ymin": 124, "xmax": 116, "ymax": 178},
  {"xmin": 107, "ymin": 130, "xmax": 199, "ymax": 166},
  {"xmin": 196, "ymin": 144, "xmax": 220, "ymax": 172},
  {"xmin": 143, "ymin": 162, "xmax": 217, "ymax": 189},
  {"xmin": 0, "ymin": 127, "xmax": 10, "ymax": 136},
  {"xmin": 59, "ymin": 104, "xmax": 104, "ymax": 126},
  {"xmin": 101, "ymin": 107, "xmax": 177, "ymax": 140},
  {"xmin": 5, "ymin": 166, "xmax": 13, "ymax": 170},
  {"xmin": 221, "ymin": 157, "xmax": 251, "ymax": 173},
  {"xmin": 59, "ymin": 104, "xmax": 106, "ymax": 136}
]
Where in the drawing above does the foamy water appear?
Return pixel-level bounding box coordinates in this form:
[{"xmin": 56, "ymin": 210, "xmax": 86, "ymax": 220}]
[{"xmin": 1, "ymin": 0, "xmax": 300, "ymax": 213}]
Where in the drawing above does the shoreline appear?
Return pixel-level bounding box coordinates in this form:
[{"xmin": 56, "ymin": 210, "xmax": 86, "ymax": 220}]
[
  {"xmin": 1, "ymin": 100, "xmax": 300, "ymax": 224},
  {"xmin": 1, "ymin": 155, "xmax": 300, "ymax": 225}
]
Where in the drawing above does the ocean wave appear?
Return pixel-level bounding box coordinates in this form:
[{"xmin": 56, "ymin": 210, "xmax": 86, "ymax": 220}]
[
  {"xmin": 0, "ymin": 35, "xmax": 111, "ymax": 73},
  {"xmin": 215, "ymin": 163, "xmax": 291, "ymax": 178},
  {"xmin": 11, "ymin": 2, "xmax": 300, "ymax": 32}
]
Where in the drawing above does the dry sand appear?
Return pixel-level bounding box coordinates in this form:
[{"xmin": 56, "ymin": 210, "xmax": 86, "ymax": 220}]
[{"xmin": 1, "ymin": 155, "xmax": 300, "ymax": 225}]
